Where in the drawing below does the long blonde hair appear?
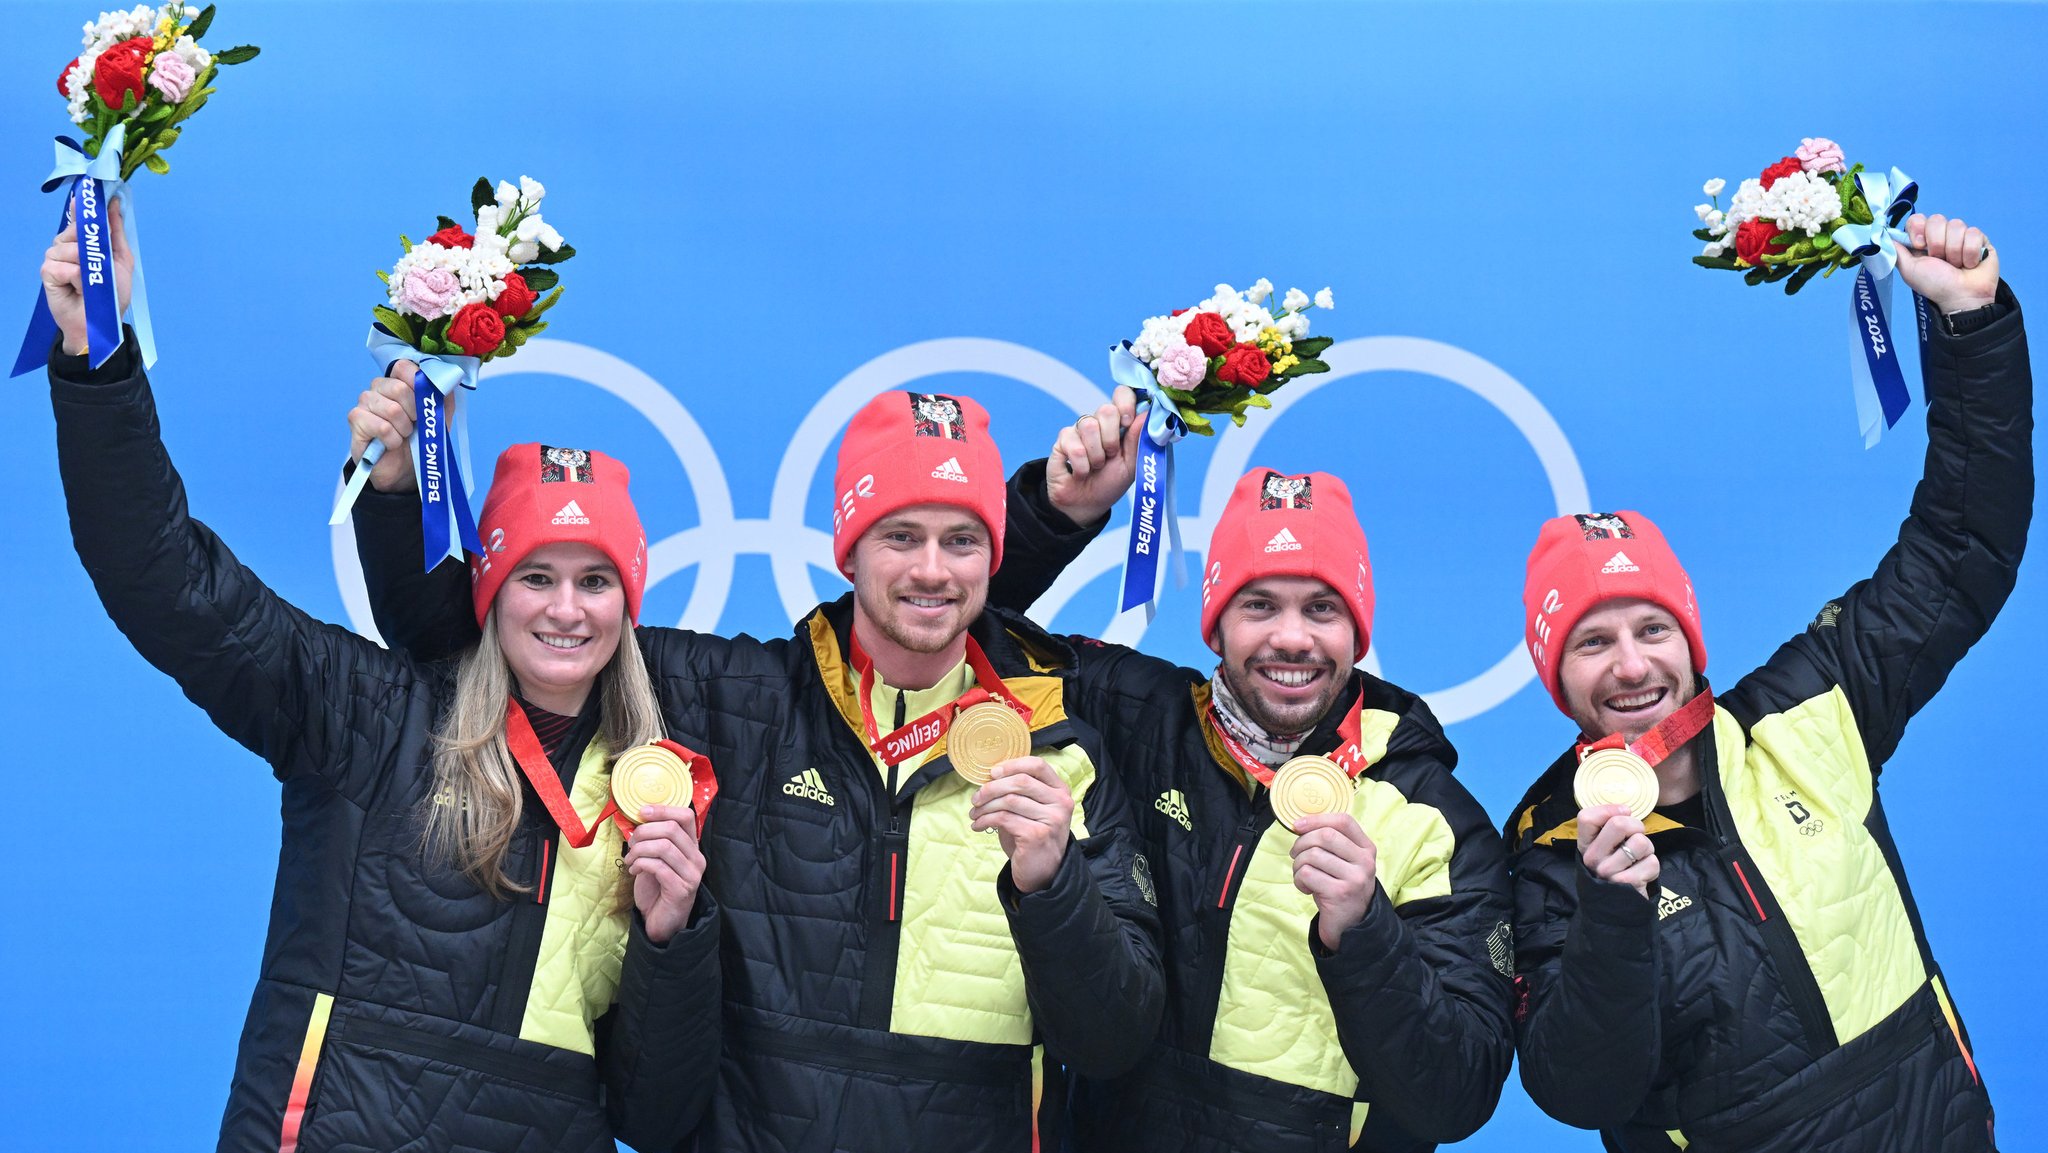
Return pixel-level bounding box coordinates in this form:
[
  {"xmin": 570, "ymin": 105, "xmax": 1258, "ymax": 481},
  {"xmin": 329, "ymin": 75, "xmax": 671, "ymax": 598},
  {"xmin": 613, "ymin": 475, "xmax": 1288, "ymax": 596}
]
[{"xmin": 423, "ymin": 608, "xmax": 665, "ymax": 898}]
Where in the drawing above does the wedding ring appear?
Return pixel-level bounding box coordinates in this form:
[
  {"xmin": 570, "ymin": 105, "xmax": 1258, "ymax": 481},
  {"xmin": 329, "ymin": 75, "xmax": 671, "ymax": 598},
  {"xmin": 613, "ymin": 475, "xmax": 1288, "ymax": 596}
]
[{"xmin": 1619, "ymin": 844, "xmax": 1639, "ymax": 866}]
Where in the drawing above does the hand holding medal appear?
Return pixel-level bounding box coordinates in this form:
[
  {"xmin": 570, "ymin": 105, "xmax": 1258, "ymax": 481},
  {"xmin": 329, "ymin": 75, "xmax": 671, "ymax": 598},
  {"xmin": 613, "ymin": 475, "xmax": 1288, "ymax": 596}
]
[
  {"xmin": 1288, "ymin": 811, "xmax": 1380, "ymax": 952},
  {"xmin": 618, "ymin": 745, "xmax": 715, "ymax": 945},
  {"xmin": 330, "ymin": 177, "xmax": 575, "ymax": 568},
  {"xmin": 620, "ymin": 789, "xmax": 709, "ymax": 946},
  {"xmin": 1571, "ymin": 690, "xmax": 1715, "ymax": 897},
  {"xmin": 968, "ymin": 753, "xmax": 1076, "ymax": 895},
  {"xmin": 504, "ymin": 708, "xmax": 719, "ymax": 944}
]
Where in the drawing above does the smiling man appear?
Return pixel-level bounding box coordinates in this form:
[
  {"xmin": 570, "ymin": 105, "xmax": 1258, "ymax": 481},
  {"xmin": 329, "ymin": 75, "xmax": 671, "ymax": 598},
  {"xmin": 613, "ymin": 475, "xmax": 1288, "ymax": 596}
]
[
  {"xmin": 1506, "ymin": 213, "xmax": 2029, "ymax": 1153},
  {"xmin": 993, "ymin": 447, "xmax": 1514, "ymax": 1152},
  {"xmin": 351, "ymin": 386, "xmax": 1164, "ymax": 1152}
]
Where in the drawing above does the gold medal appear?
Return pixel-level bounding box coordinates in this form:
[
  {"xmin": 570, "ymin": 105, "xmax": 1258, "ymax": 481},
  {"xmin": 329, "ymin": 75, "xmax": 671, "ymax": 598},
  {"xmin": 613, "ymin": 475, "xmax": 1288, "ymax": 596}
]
[
  {"xmin": 1271, "ymin": 754, "xmax": 1353, "ymax": 833},
  {"xmin": 1573, "ymin": 747, "xmax": 1659, "ymax": 822},
  {"xmin": 611, "ymin": 743, "xmax": 693, "ymax": 825},
  {"xmin": 948, "ymin": 701, "xmax": 1031, "ymax": 786}
]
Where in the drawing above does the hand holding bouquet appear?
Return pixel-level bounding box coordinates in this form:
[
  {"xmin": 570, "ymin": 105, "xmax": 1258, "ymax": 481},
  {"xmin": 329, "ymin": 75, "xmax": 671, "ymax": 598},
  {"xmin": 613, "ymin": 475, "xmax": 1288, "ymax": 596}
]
[
  {"xmin": 1109, "ymin": 280, "xmax": 1335, "ymax": 614},
  {"xmin": 331, "ymin": 177, "xmax": 574, "ymax": 566},
  {"xmin": 15, "ymin": 3, "xmax": 257, "ymax": 375},
  {"xmin": 1690, "ymin": 138, "xmax": 1923, "ymax": 446}
]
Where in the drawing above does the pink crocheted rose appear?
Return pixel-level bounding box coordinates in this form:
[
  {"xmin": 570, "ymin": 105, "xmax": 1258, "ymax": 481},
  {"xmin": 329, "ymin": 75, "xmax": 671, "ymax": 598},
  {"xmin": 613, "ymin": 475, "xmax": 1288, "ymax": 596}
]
[
  {"xmin": 396, "ymin": 266, "xmax": 461, "ymax": 320},
  {"xmin": 146, "ymin": 50, "xmax": 195, "ymax": 103},
  {"xmin": 1795, "ymin": 137, "xmax": 1846, "ymax": 175},
  {"xmin": 1153, "ymin": 342, "xmax": 1208, "ymax": 390}
]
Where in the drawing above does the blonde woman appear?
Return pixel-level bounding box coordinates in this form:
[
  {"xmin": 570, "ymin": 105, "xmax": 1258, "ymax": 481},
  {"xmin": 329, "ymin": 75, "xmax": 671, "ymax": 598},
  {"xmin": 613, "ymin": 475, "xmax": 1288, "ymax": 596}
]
[{"xmin": 39, "ymin": 219, "xmax": 718, "ymax": 1153}]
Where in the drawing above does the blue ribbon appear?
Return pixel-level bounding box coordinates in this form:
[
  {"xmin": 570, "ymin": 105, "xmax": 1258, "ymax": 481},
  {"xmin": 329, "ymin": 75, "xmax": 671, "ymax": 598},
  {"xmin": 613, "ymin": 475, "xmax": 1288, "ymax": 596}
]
[
  {"xmin": 1110, "ymin": 343, "xmax": 1188, "ymax": 616},
  {"xmin": 327, "ymin": 324, "xmax": 483, "ymax": 569},
  {"xmin": 13, "ymin": 127, "xmax": 156, "ymax": 376},
  {"xmin": 1829, "ymin": 168, "xmax": 1918, "ymax": 447}
]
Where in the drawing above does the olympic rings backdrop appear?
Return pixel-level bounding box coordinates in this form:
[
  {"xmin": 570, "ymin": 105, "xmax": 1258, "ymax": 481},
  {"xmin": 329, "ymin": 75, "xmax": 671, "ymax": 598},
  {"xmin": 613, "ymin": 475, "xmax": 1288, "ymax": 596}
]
[{"xmin": 6, "ymin": 3, "xmax": 2045, "ymax": 1149}]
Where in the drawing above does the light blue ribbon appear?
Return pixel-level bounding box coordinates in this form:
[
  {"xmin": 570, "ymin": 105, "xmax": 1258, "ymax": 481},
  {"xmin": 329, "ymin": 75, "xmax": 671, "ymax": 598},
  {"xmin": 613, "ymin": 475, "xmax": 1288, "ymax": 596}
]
[
  {"xmin": 328, "ymin": 325, "xmax": 483, "ymax": 568},
  {"xmin": 1110, "ymin": 343, "xmax": 1189, "ymax": 616},
  {"xmin": 1829, "ymin": 168, "xmax": 1918, "ymax": 447},
  {"xmin": 12, "ymin": 125, "xmax": 157, "ymax": 375}
]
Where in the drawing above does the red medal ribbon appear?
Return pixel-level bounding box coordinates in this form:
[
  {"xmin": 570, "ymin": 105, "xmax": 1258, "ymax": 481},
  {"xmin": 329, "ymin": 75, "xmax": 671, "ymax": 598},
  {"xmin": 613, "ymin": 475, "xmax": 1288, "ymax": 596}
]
[
  {"xmin": 848, "ymin": 629, "xmax": 1034, "ymax": 767},
  {"xmin": 1203, "ymin": 689, "xmax": 1372, "ymax": 788},
  {"xmin": 506, "ymin": 698, "xmax": 629, "ymax": 847},
  {"xmin": 504, "ymin": 701, "xmax": 721, "ymax": 842},
  {"xmin": 1575, "ymin": 688, "xmax": 1717, "ymax": 768},
  {"xmin": 642, "ymin": 738, "xmax": 720, "ymax": 835}
]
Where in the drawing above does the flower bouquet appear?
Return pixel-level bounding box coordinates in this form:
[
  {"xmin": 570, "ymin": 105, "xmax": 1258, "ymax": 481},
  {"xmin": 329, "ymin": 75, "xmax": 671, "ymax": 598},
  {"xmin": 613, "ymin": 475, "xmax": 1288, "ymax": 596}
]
[
  {"xmin": 330, "ymin": 177, "xmax": 575, "ymax": 567},
  {"xmin": 1691, "ymin": 138, "xmax": 1921, "ymax": 445},
  {"xmin": 1109, "ymin": 280, "xmax": 1335, "ymax": 613},
  {"xmin": 14, "ymin": 3, "xmax": 257, "ymax": 375},
  {"xmin": 1121, "ymin": 280, "xmax": 1335, "ymax": 435}
]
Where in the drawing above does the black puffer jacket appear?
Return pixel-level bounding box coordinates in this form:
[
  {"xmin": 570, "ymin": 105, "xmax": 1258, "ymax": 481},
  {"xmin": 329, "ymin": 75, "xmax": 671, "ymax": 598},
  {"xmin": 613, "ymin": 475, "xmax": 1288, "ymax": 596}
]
[
  {"xmin": 995, "ymin": 468, "xmax": 1517, "ymax": 1152},
  {"xmin": 49, "ymin": 339, "xmax": 721, "ymax": 1153},
  {"xmin": 1506, "ymin": 285, "xmax": 2029, "ymax": 1153},
  {"xmin": 357, "ymin": 507, "xmax": 1166, "ymax": 1151}
]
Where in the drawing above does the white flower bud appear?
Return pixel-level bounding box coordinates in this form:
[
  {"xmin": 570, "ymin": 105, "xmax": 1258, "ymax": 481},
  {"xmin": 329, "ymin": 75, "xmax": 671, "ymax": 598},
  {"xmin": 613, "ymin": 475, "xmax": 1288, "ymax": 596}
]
[
  {"xmin": 1703, "ymin": 178, "xmax": 1726, "ymax": 197},
  {"xmin": 1313, "ymin": 287, "xmax": 1334, "ymax": 310}
]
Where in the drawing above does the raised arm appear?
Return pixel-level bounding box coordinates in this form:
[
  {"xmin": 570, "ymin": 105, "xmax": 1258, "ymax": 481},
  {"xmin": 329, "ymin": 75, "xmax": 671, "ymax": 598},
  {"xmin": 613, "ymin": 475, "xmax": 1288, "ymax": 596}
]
[
  {"xmin": 1728, "ymin": 216, "xmax": 2031, "ymax": 768},
  {"xmin": 346, "ymin": 366, "xmax": 484, "ymax": 661},
  {"xmin": 989, "ymin": 386, "xmax": 1140, "ymax": 614},
  {"xmin": 49, "ymin": 331, "xmax": 409, "ymax": 800}
]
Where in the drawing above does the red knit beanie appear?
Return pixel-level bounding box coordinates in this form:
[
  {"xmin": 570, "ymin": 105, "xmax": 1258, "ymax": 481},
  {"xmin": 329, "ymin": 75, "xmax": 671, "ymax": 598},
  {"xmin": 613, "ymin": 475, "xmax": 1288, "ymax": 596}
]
[
  {"xmin": 831, "ymin": 391, "xmax": 1006, "ymax": 574},
  {"xmin": 1523, "ymin": 510, "xmax": 1706, "ymax": 714},
  {"xmin": 1199, "ymin": 469, "xmax": 1375, "ymax": 660},
  {"xmin": 468, "ymin": 443, "xmax": 648, "ymax": 628}
]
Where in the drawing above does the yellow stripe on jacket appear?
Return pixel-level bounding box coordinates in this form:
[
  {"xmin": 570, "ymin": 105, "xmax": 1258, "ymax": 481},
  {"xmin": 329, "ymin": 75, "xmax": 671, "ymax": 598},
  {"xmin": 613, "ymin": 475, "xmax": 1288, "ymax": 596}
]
[
  {"xmin": 520, "ymin": 739, "xmax": 631, "ymax": 1056},
  {"xmin": 1208, "ymin": 708, "xmax": 1462, "ymax": 1097},
  {"xmin": 1713, "ymin": 697, "xmax": 1924, "ymax": 1044}
]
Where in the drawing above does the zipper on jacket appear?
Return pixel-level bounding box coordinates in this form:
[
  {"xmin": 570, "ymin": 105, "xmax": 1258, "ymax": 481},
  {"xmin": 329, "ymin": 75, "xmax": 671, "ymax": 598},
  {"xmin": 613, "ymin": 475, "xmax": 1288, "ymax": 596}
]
[
  {"xmin": 1698, "ymin": 735, "xmax": 1840, "ymax": 1053},
  {"xmin": 1214, "ymin": 811, "xmax": 1260, "ymax": 910},
  {"xmin": 858, "ymin": 693, "xmax": 912, "ymax": 1031},
  {"xmin": 1190, "ymin": 804, "xmax": 1267, "ymax": 1053}
]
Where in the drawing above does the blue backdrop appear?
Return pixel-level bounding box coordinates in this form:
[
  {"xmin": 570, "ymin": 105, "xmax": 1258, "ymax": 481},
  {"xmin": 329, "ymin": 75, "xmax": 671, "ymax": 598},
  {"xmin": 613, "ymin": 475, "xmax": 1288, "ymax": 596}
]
[{"xmin": 5, "ymin": 2, "xmax": 2044, "ymax": 1148}]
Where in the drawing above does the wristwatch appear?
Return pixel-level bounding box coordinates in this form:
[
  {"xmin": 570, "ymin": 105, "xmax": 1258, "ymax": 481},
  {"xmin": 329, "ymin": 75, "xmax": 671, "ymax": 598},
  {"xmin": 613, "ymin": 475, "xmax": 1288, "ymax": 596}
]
[{"xmin": 1942, "ymin": 300, "xmax": 2002, "ymax": 336}]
